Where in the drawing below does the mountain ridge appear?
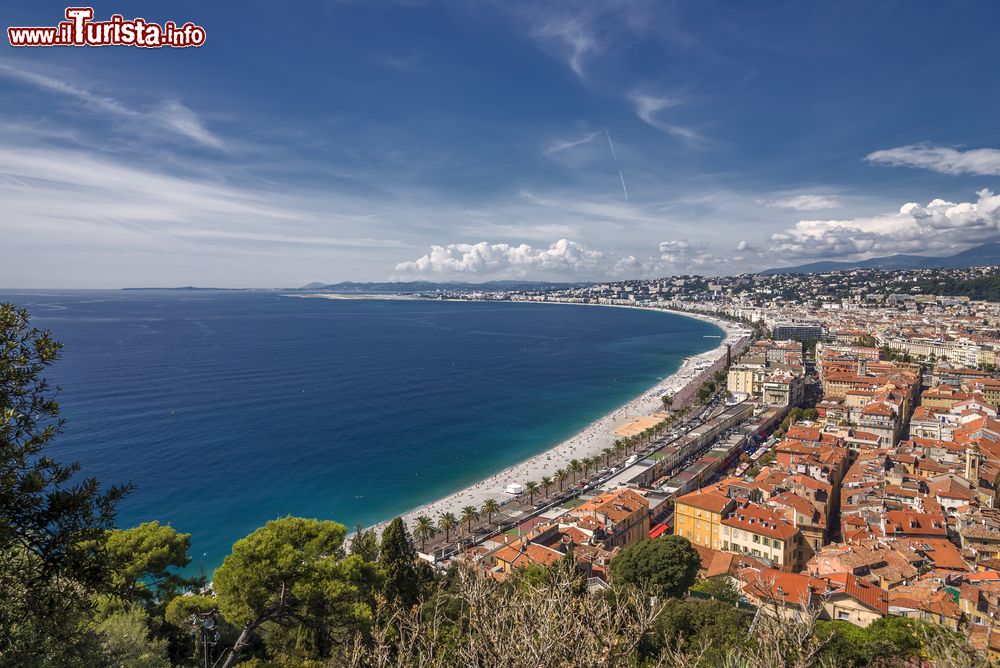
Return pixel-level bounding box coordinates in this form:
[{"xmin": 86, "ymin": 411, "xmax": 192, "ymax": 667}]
[{"xmin": 761, "ymin": 241, "xmax": 1000, "ymax": 275}]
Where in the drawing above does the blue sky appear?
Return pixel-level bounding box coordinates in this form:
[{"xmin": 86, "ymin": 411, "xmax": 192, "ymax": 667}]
[{"xmin": 2, "ymin": 0, "xmax": 1000, "ymax": 287}]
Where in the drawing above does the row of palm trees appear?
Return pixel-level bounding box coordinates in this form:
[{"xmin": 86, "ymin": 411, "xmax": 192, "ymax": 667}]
[{"xmin": 410, "ymin": 402, "xmax": 694, "ymax": 552}]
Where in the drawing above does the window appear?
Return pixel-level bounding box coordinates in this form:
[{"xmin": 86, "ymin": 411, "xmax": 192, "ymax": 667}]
[
  {"xmin": 774, "ymin": 540, "xmax": 782, "ymax": 550},
  {"xmin": 753, "ymin": 534, "xmax": 760, "ymax": 544},
  {"xmin": 722, "ymin": 541, "xmax": 729, "ymax": 550},
  {"xmin": 837, "ymin": 611, "xmax": 850, "ymax": 621},
  {"xmin": 762, "ymin": 537, "xmax": 770, "ymax": 547}
]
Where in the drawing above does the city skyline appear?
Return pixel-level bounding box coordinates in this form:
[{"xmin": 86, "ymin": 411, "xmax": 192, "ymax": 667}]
[{"xmin": 3, "ymin": 0, "xmax": 1000, "ymax": 287}]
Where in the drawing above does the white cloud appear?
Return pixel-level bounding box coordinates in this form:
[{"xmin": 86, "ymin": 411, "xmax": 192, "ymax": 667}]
[
  {"xmin": 0, "ymin": 63, "xmax": 224, "ymax": 149},
  {"xmin": 530, "ymin": 15, "xmax": 599, "ymax": 78},
  {"xmin": 865, "ymin": 144, "xmax": 1000, "ymax": 176},
  {"xmin": 394, "ymin": 239, "xmax": 605, "ymax": 278},
  {"xmin": 769, "ymin": 189, "xmax": 1000, "ymax": 259},
  {"xmin": 543, "ymin": 131, "xmax": 600, "ymax": 155},
  {"xmin": 758, "ymin": 194, "xmax": 842, "ymax": 211},
  {"xmin": 659, "ymin": 239, "xmax": 714, "ymax": 266},
  {"xmin": 630, "ymin": 92, "xmax": 702, "ymax": 145}
]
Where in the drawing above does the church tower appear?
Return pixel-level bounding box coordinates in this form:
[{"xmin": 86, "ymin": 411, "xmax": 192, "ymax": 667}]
[{"xmin": 966, "ymin": 442, "xmax": 981, "ymax": 485}]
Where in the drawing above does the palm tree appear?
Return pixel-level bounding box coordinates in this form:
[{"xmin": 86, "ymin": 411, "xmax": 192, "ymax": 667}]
[
  {"xmin": 524, "ymin": 480, "xmax": 540, "ymax": 505},
  {"xmin": 541, "ymin": 475, "xmax": 553, "ymax": 498},
  {"xmin": 414, "ymin": 515, "xmax": 435, "ymax": 552},
  {"xmin": 602, "ymin": 447, "xmax": 614, "ymax": 468},
  {"xmin": 662, "ymin": 394, "xmax": 673, "ymax": 410},
  {"xmin": 481, "ymin": 498, "xmax": 499, "ymax": 525},
  {"xmin": 555, "ymin": 468, "xmax": 568, "ymax": 492},
  {"xmin": 569, "ymin": 459, "xmax": 582, "ymax": 481},
  {"xmin": 582, "ymin": 456, "xmax": 595, "ymax": 478},
  {"xmin": 438, "ymin": 512, "xmax": 457, "ymax": 543},
  {"xmin": 461, "ymin": 505, "xmax": 479, "ymax": 537}
]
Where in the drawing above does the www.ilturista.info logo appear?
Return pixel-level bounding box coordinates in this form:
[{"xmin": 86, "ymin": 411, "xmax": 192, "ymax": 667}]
[{"xmin": 8, "ymin": 7, "xmax": 206, "ymax": 48}]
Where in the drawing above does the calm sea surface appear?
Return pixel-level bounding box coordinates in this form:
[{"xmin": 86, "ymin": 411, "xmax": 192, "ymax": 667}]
[{"xmin": 0, "ymin": 290, "xmax": 720, "ymax": 573}]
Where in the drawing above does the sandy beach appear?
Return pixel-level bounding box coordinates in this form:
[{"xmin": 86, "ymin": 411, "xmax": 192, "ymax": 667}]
[{"xmin": 349, "ymin": 300, "xmax": 748, "ymax": 533}]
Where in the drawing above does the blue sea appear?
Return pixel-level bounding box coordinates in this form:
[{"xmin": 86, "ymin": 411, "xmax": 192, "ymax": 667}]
[{"xmin": 0, "ymin": 290, "xmax": 720, "ymax": 574}]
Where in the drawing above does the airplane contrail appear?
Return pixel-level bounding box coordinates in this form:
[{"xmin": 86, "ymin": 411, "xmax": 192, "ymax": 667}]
[{"xmin": 604, "ymin": 128, "xmax": 629, "ymax": 202}]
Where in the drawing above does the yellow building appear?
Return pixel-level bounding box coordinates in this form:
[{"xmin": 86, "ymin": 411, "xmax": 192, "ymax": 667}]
[{"xmin": 673, "ymin": 490, "xmax": 734, "ymax": 550}]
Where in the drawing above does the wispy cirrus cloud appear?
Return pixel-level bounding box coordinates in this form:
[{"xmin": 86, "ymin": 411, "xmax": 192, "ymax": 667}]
[
  {"xmin": 543, "ymin": 130, "xmax": 600, "ymax": 155},
  {"xmin": 0, "ymin": 63, "xmax": 224, "ymax": 150},
  {"xmin": 629, "ymin": 92, "xmax": 703, "ymax": 145},
  {"xmin": 865, "ymin": 143, "xmax": 1000, "ymax": 176},
  {"xmin": 530, "ymin": 16, "xmax": 599, "ymax": 79},
  {"xmin": 757, "ymin": 194, "xmax": 843, "ymax": 211}
]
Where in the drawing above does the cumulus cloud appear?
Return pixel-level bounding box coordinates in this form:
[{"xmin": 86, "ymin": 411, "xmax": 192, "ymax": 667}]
[
  {"xmin": 394, "ymin": 239, "xmax": 606, "ymax": 278},
  {"xmin": 865, "ymin": 143, "xmax": 1000, "ymax": 176},
  {"xmin": 659, "ymin": 239, "xmax": 714, "ymax": 266},
  {"xmin": 769, "ymin": 189, "xmax": 1000, "ymax": 259},
  {"xmin": 758, "ymin": 194, "xmax": 842, "ymax": 211}
]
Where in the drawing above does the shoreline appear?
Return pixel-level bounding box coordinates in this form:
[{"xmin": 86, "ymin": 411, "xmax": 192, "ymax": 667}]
[{"xmin": 291, "ymin": 294, "xmax": 746, "ymax": 534}]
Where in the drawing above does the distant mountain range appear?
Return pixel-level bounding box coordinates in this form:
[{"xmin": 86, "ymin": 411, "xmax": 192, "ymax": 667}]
[
  {"xmin": 761, "ymin": 241, "xmax": 1000, "ymax": 275},
  {"xmin": 295, "ymin": 280, "xmax": 595, "ymax": 293}
]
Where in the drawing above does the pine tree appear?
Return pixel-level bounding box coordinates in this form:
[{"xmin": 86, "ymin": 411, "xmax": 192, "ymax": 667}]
[{"xmin": 379, "ymin": 517, "xmax": 420, "ymax": 608}]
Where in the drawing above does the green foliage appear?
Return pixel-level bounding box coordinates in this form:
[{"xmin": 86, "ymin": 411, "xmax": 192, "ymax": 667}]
[
  {"xmin": 773, "ymin": 407, "xmax": 803, "ymax": 437},
  {"xmin": 93, "ymin": 605, "xmax": 171, "ymax": 668},
  {"xmin": 688, "ymin": 575, "xmax": 741, "ymax": 603},
  {"xmin": 889, "ymin": 273, "xmax": 1000, "ymax": 301},
  {"xmin": 349, "ymin": 524, "xmax": 379, "ymax": 563},
  {"xmin": 103, "ymin": 521, "xmax": 200, "ymax": 605},
  {"xmin": 814, "ymin": 616, "xmax": 935, "ymax": 667},
  {"xmin": 379, "ymin": 517, "xmax": 420, "ymax": 608},
  {"xmin": 163, "ymin": 593, "xmax": 217, "ymax": 628},
  {"xmin": 643, "ymin": 598, "xmax": 752, "ymax": 662},
  {"xmin": 0, "ymin": 304, "xmax": 130, "ymax": 666},
  {"xmin": 213, "ymin": 517, "xmax": 377, "ymax": 665},
  {"xmin": 609, "ymin": 536, "xmax": 700, "ymax": 597}
]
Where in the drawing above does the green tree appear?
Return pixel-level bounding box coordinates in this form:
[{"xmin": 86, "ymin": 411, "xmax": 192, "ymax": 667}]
[
  {"xmin": 540, "ymin": 476, "xmax": 553, "ymax": 498},
  {"xmin": 554, "ymin": 469, "xmax": 568, "ymax": 492},
  {"xmin": 102, "ymin": 521, "xmax": 199, "ymax": 606},
  {"xmin": 689, "ymin": 575, "xmax": 741, "ymax": 603},
  {"xmin": 460, "ymin": 506, "xmax": 479, "ymax": 537},
  {"xmin": 379, "ymin": 517, "xmax": 420, "ymax": 608},
  {"xmin": 602, "ymin": 447, "xmax": 614, "ymax": 468},
  {"xmin": 413, "ymin": 516, "xmax": 435, "ymax": 553},
  {"xmin": 348, "ymin": 524, "xmax": 379, "ymax": 563},
  {"xmin": 94, "ymin": 605, "xmax": 171, "ymax": 668},
  {"xmin": 661, "ymin": 394, "xmax": 674, "ymax": 410},
  {"xmin": 0, "ymin": 304, "xmax": 131, "ymax": 665},
  {"xmin": 438, "ymin": 513, "xmax": 457, "ymax": 543},
  {"xmin": 524, "ymin": 481, "xmax": 540, "ymax": 505},
  {"xmin": 569, "ymin": 459, "xmax": 582, "ymax": 481},
  {"xmin": 213, "ymin": 517, "xmax": 373, "ymax": 667},
  {"xmin": 481, "ymin": 498, "xmax": 499, "ymax": 525},
  {"xmin": 645, "ymin": 598, "xmax": 752, "ymax": 664},
  {"xmin": 609, "ymin": 536, "xmax": 701, "ymax": 598}
]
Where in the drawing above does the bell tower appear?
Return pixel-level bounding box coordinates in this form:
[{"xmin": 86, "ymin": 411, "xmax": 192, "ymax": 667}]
[{"xmin": 966, "ymin": 442, "xmax": 981, "ymax": 485}]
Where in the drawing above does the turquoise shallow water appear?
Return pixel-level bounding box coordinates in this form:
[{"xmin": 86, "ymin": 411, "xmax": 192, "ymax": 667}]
[{"xmin": 0, "ymin": 290, "xmax": 720, "ymax": 574}]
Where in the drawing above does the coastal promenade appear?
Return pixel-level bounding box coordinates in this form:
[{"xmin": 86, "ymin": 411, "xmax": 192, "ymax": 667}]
[{"xmin": 379, "ymin": 302, "xmax": 749, "ymax": 549}]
